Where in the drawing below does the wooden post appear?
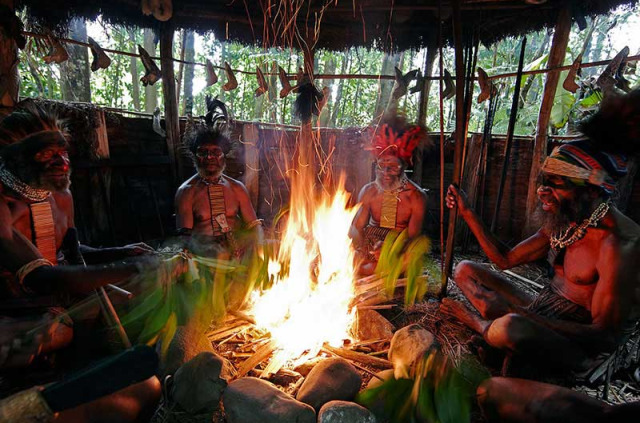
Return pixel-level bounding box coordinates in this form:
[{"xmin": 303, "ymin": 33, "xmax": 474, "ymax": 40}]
[
  {"xmin": 524, "ymin": 7, "xmax": 571, "ymax": 235},
  {"xmin": 0, "ymin": 0, "xmax": 19, "ymax": 108},
  {"xmin": 413, "ymin": 39, "xmax": 438, "ymax": 184},
  {"xmin": 159, "ymin": 23, "xmax": 183, "ymax": 185},
  {"xmin": 243, "ymin": 123, "xmax": 260, "ymax": 209},
  {"xmin": 490, "ymin": 37, "xmax": 527, "ymax": 233},
  {"xmin": 441, "ymin": 0, "xmax": 466, "ymax": 296}
]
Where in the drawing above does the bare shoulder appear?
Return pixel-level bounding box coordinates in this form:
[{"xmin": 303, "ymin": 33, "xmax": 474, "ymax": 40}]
[
  {"xmin": 176, "ymin": 174, "xmax": 199, "ymax": 200},
  {"xmin": 52, "ymin": 188, "xmax": 74, "ymax": 211},
  {"xmin": 224, "ymin": 175, "xmax": 250, "ymax": 195},
  {"xmin": 405, "ymin": 179, "xmax": 427, "ymax": 201},
  {"xmin": 359, "ymin": 182, "xmax": 377, "ymax": 201}
]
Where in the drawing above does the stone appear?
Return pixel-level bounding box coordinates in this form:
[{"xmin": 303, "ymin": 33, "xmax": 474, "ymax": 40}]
[
  {"xmin": 296, "ymin": 357, "xmax": 362, "ymax": 411},
  {"xmin": 355, "ymin": 310, "xmax": 395, "ymax": 348},
  {"xmin": 223, "ymin": 377, "xmax": 315, "ymax": 423},
  {"xmin": 170, "ymin": 352, "xmax": 227, "ymax": 414},
  {"xmin": 388, "ymin": 324, "xmax": 436, "ymax": 379},
  {"xmin": 159, "ymin": 324, "xmax": 215, "ymax": 377},
  {"xmin": 318, "ymin": 400, "xmax": 377, "ymax": 423}
]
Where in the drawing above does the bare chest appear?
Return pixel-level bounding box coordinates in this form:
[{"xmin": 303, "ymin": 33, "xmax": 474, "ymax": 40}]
[
  {"xmin": 369, "ymin": 190, "xmax": 413, "ymax": 228},
  {"xmin": 191, "ymin": 184, "xmax": 240, "ymax": 224},
  {"xmin": 552, "ymin": 238, "xmax": 599, "ymax": 286},
  {"xmin": 10, "ymin": 198, "xmax": 69, "ymax": 250}
]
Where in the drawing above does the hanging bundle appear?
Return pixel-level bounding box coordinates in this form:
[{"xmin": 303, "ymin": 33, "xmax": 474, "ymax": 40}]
[
  {"xmin": 390, "ymin": 67, "xmax": 419, "ymax": 101},
  {"xmin": 476, "ymin": 67, "xmax": 496, "ymax": 103},
  {"xmin": 563, "ymin": 53, "xmax": 583, "ymax": 93},
  {"xmin": 88, "ymin": 37, "xmax": 111, "ymax": 71},
  {"xmin": 597, "ymin": 46, "xmax": 630, "ymax": 94},
  {"xmin": 205, "ymin": 60, "xmax": 218, "ymax": 86},
  {"xmin": 278, "ymin": 66, "xmax": 293, "ymax": 98},
  {"xmin": 138, "ymin": 45, "xmax": 162, "ymax": 86},
  {"xmin": 42, "ymin": 34, "xmax": 68, "ymax": 64},
  {"xmin": 222, "ymin": 62, "xmax": 238, "ymax": 91},
  {"xmin": 141, "ymin": 0, "xmax": 173, "ymax": 22},
  {"xmin": 442, "ymin": 69, "xmax": 455, "ymax": 100},
  {"xmin": 255, "ymin": 67, "xmax": 268, "ymax": 97},
  {"xmin": 293, "ymin": 76, "xmax": 325, "ymax": 123}
]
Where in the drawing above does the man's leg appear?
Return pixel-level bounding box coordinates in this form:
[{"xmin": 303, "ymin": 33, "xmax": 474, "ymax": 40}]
[
  {"xmin": 54, "ymin": 376, "xmax": 161, "ymax": 423},
  {"xmin": 477, "ymin": 377, "xmax": 608, "ymax": 423},
  {"xmin": 451, "ymin": 261, "xmax": 533, "ymax": 319}
]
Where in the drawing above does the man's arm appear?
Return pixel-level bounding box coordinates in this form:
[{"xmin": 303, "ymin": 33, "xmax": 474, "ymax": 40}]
[
  {"xmin": 446, "ymin": 184, "xmax": 549, "ymax": 269},
  {"xmin": 0, "ymin": 201, "xmax": 141, "ymax": 296},
  {"xmin": 517, "ymin": 236, "xmax": 632, "ymax": 350},
  {"xmin": 234, "ymin": 181, "xmax": 264, "ymax": 247},
  {"xmin": 349, "ymin": 185, "xmax": 371, "ymax": 247},
  {"xmin": 407, "ymin": 188, "xmax": 427, "ymax": 239},
  {"xmin": 175, "ymin": 184, "xmax": 194, "ymax": 232}
]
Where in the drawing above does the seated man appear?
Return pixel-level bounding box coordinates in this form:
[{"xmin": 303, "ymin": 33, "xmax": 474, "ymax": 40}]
[
  {"xmin": 350, "ymin": 120, "xmax": 427, "ymax": 275},
  {"xmin": 0, "ymin": 102, "xmax": 155, "ymax": 363},
  {"xmin": 441, "ymin": 89, "xmax": 640, "ymax": 376},
  {"xmin": 175, "ymin": 124, "xmax": 263, "ymax": 258},
  {"xmin": 477, "ymin": 377, "xmax": 640, "ymax": 423}
]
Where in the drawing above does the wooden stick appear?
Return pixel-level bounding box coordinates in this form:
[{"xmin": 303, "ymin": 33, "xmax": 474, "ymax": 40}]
[
  {"xmin": 502, "ymin": 270, "xmax": 544, "ymax": 290},
  {"xmin": 490, "ymin": 36, "xmax": 527, "ymax": 233},
  {"xmin": 442, "ymin": 0, "xmax": 466, "ymax": 297},
  {"xmin": 356, "ymin": 304, "xmax": 396, "ymax": 310},
  {"xmin": 323, "ymin": 345, "xmax": 392, "ymax": 369},
  {"xmin": 524, "ymin": 6, "xmax": 571, "ymax": 235},
  {"xmin": 236, "ymin": 340, "xmax": 277, "ymax": 378},
  {"xmin": 228, "ymin": 309, "xmax": 256, "ymax": 324},
  {"xmin": 159, "ymin": 23, "xmax": 181, "ymax": 185}
]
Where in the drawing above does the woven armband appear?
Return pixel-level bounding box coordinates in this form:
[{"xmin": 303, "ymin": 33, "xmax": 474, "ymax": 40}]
[{"xmin": 16, "ymin": 258, "xmax": 54, "ymax": 292}]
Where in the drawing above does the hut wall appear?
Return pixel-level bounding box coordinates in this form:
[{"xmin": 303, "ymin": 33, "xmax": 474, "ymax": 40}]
[{"xmin": 62, "ymin": 110, "xmax": 639, "ymax": 249}]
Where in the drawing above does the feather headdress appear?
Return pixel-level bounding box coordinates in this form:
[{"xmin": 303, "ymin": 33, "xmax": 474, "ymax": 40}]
[{"xmin": 368, "ymin": 115, "xmax": 428, "ymax": 165}]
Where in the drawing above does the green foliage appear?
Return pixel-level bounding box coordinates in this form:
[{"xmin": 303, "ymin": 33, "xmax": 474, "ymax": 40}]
[
  {"xmin": 375, "ymin": 230, "xmax": 441, "ymax": 306},
  {"xmin": 356, "ymin": 350, "xmax": 490, "ymax": 423}
]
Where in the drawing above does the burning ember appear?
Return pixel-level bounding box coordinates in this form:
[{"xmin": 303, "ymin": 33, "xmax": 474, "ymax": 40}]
[{"xmin": 248, "ymin": 152, "xmax": 359, "ymax": 374}]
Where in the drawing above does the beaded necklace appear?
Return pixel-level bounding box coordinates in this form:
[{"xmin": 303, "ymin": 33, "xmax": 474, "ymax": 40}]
[
  {"xmin": 0, "ymin": 160, "xmax": 51, "ymax": 202},
  {"xmin": 549, "ymin": 200, "xmax": 611, "ymax": 251}
]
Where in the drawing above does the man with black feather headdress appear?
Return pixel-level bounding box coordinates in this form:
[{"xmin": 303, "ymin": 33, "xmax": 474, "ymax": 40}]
[
  {"xmin": 442, "ymin": 89, "xmax": 640, "ymax": 378},
  {"xmin": 175, "ymin": 99, "xmax": 262, "ymax": 258}
]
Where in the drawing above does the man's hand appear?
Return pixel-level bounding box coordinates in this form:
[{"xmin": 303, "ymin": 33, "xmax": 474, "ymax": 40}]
[
  {"xmin": 446, "ymin": 184, "xmax": 470, "ymax": 215},
  {"xmin": 121, "ymin": 242, "xmax": 156, "ymax": 257}
]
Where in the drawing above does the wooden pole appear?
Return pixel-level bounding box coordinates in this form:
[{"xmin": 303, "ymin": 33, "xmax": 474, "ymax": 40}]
[
  {"xmin": 413, "ymin": 39, "xmax": 438, "ymax": 184},
  {"xmin": 524, "ymin": 7, "xmax": 571, "ymax": 235},
  {"xmin": 490, "ymin": 37, "xmax": 527, "ymax": 233},
  {"xmin": 159, "ymin": 23, "xmax": 183, "ymax": 185},
  {"xmin": 0, "ymin": 0, "xmax": 19, "ymax": 108},
  {"xmin": 441, "ymin": 0, "xmax": 466, "ymax": 296}
]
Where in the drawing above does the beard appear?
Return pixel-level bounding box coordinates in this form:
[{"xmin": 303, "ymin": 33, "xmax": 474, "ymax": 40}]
[
  {"xmin": 375, "ymin": 173, "xmax": 404, "ymax": 191},
  {"xmin": 197, "ymin": 160, "xmax": 225, "ymax": 181},
  {"xmin": 7, "ymin": 156, "xmax": 71, "ymax": 192},
  {"xmin": 534, "ymin": 189, "xmax": 595, "ymax": 233}
]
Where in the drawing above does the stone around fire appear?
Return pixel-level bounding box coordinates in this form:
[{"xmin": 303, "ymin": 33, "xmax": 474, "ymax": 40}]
[
  {"xmin": 223, "ymin": 377, "xmax": 316, "ymax": 423},
  {"xmin": 171, "ymin": 352, "xmax": 229, "ymax": 414},
  {"xmin": 388, "ymin": 324, "xmax": 436, "ymax": 379},
  {"xmin": 318, "ymin": 400, "xmax": 377, "ymax": 423},
  {"xmin": 296, "ymin": 357, "xmax": 363, "ymax": 411}
]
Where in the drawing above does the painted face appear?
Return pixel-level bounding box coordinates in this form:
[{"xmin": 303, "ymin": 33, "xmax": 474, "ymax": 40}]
[
  {"xmin": 536, "ymin": 173, "xmax": 577, "ymax": 213},
  {"xmin": 195, "ymin": 142, "xmax": 225, "ymax": 179},
  {"xmin": 375, "ymin": 155, "xmax": 404, "ymax": 190}
]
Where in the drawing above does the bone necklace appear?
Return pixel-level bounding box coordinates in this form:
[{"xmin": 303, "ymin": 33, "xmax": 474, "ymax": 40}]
[
  {"xmin": 0, "ymin": 161, "xmax": 51, "ymax": 202},
  {"xmin": 549, "ymin": 200, "xmax": 611, "ymax": 252}
]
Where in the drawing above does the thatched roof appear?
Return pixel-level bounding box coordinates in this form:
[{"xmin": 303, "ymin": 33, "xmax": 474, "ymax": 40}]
[{"xmin": 17, "ymin": 0, "xmax": 637, "ymax": 50}]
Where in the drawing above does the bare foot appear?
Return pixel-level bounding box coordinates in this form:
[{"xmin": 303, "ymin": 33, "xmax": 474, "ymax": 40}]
[{"xmin": 439, "ymin": 298, "xmax": 491, "ymax": 334}]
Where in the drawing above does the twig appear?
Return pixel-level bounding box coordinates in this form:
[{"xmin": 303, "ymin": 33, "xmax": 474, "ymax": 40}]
[
  {"xmin": 323, "ymin": 345, "xmax": 392, "ymax": 369},
  {"xmin": 503, "ymin": 270, "xmax": 544, "ymax": 289}
]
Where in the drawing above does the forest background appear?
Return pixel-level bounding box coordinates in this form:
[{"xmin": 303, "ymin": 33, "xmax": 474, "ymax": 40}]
[{"xmin": 17, "ymin": 3, "xmax": 640, "ymax": 136}]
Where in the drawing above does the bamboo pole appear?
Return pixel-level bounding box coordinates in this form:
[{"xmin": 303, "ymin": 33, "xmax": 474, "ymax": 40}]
[
  {"xmin": 159, "ymin": 23, "xmax": 183, "ymax": 185},
  {"xmin": 413, "ymin": 39, "xmax": 438, "ymax": 185},
  {"xmin": 490, "ymin": 37, "xmax": 527, "ymax": 233},
  {"xmin": 0, "ymin": 0, "xmax": 19, "ymax": 108},
  {"xmin": 441, "ymin": 0, "xmax": 466, "ymax": 297},
  {"xmin": 524, "ymin": 7, "xmax": 571, "ymax": 235}
]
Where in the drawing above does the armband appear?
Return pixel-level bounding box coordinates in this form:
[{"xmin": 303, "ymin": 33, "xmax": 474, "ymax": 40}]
[
  {"xmin": 16, "ymin": 258, "xmax": 54, "ymax": 291},
  {"xmin": 247, "ymin": 219, "xmax": 264, "ymax": 230}
]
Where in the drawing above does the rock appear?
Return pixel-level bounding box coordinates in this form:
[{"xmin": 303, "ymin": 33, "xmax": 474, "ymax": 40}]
[
  {"xmin": 296, "ymin": 357, "xmax": 362, "ymax": 411},
  {"xmin": 170, "ymin": 352, "xmax": 228, "ymax": 414},
  {"xmin": 294, "ymin": 356, "xmax": 324, "ymax": 377},
  {"xmin": 365, "ymin": 369, "xmax": 395, "ymax": 390},
  {"xmin": 159, "ymin": 324, "xmax": 215, "ymax": 377},
  {"xmin": 388, "ymin": 324, "xmax": 436, "ymax": 379},
  {"xmin": 318, "ymin": 400, "xmax": 377, "ymax": 423},
  {"xmin": 355, "ymin": 310, "xmax": 394, "ymax": 348},
  {"xmin": 223, "ymin": 377, "xmax": 315, "ymax": 423}
]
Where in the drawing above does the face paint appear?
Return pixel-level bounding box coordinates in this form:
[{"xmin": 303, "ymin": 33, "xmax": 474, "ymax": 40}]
[
  {"xmin": 375, "ymin": 155, "xmax": 404, "ymax": 190},
  {"xmin": 195, "ymin": 142, "xmax": 226, "ymax": 180}
]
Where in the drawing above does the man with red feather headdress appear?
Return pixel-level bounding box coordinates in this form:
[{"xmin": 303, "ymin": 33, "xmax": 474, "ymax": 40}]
[{"xmin": 349, "ymin": 117, "xmax": 428, "ymax": 275}]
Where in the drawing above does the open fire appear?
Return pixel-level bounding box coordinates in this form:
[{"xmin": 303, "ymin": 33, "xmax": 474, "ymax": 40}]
[{"xmin": 247, "ymin": 139, "xmax": 360, "ymax": 376}]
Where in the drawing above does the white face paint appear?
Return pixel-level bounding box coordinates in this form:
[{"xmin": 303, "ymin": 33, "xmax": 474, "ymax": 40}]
[{"xmin": 375, "ymin": 155, "xmax": 405, "ymax": 190}]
